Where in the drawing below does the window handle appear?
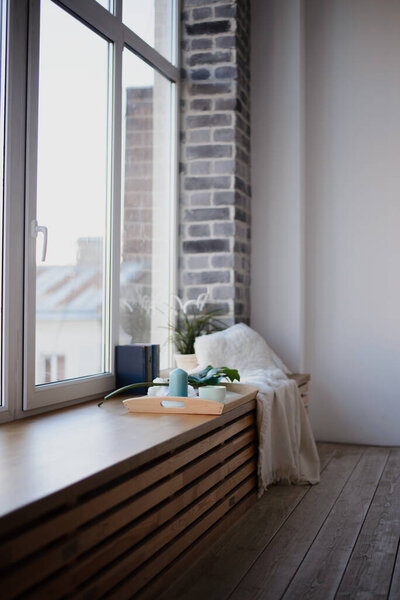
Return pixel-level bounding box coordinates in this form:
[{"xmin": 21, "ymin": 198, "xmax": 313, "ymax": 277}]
[{"xmin": 32, "ymin": 220, "xmax": 48, "ymax": 262}]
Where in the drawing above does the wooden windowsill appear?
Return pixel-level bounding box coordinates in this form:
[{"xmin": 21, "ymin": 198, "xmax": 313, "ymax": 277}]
[
  {"xmin": 0, "ymin": 384, "xmax": 258, "ymax": 529},
  {"xmin": 0, "ymin": 399, "xmax": 219, "ymax": 524}
]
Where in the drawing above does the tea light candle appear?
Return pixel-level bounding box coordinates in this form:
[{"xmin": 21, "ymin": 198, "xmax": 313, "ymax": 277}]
[
  {"xmin": 199, "ymin": 385, "xmax": 226, "ymax": 402},
  {"xmin": 168, "ymin": 368, "xmax": 188, "ymax": 397}
]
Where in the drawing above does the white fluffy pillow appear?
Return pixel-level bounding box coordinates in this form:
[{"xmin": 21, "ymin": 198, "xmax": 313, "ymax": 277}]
[{"xmin": 194, "ymin": 323, "xmax": 290, "ymax": 374}]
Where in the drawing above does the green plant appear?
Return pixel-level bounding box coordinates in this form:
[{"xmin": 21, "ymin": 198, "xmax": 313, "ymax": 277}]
[
  {"xmin": 99, "ymin": 365, "xmax": 240, "ymax": 406},
  {"xmin": 119, "ymin": 293, "xmax": 151, "ymax": 343},
  {"xmin": 169, "ymin": 293, "xmax": 225, "ymax": 355}
]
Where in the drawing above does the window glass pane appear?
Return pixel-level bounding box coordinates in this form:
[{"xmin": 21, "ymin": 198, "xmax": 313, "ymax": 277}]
[
  {"xmin": 0, "ymin": 0, "xmax": 5, "ymax": 404},
  {"xmin": 94, "ymin": 0, "xmax": 112, "ymax": 11},
  {"xmin": 123, "ymin": 0, "xmax": 175, "ymax": 63},
  {"xmin": 35, "ymin": 0, "xmax": 111, "ymax": 385},
  {"xmin": 120, "ymin": 49, "xmax": 173, "ymax": 370}
]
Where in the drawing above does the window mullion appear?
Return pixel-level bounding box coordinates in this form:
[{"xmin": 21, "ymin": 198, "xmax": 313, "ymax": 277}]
[
  {"xmin": 0, "ymin": 0, "xmax": 29, "ymax": 422},
  {"xmin": 109, "ymin": 37, "xmax": 123, "ymax": 377},
  {"xmin": 22, "ymin": 0, "xmax": 41, "ymax": 411}
]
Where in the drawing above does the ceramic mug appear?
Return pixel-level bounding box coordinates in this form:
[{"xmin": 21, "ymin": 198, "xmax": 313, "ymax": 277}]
[{"xmin": 199, "ymin": 385, "xmax": 226, "ymax": 402}]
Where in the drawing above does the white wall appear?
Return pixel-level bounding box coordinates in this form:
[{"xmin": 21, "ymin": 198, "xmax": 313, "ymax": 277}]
[
  {"xmin": 251, "ymin": 0, "xmax": 304, "ymax": 372},
  {"xmin": 252, "ymin": 0, "xmax": 400, "ymax": 444}
]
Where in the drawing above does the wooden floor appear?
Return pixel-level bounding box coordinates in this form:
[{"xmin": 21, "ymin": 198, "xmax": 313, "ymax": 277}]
[{"xmin": 160, "ymin": 443, "xmax": 400, "ymax": 600}]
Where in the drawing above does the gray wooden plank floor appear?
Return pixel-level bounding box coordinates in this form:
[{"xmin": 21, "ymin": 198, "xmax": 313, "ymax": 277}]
[{"xmin": 160, "ymin": 443, "xmax": 400, "ymax": 600}]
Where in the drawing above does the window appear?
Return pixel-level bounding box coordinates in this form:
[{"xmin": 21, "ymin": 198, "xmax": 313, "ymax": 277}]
[
  {"xmin": 119, "ymin": 50, "xmax": 175, "ymax": 370},
  {"xmin": 0, "ymin": 0, "xmax": 178, "ymax": 420}
]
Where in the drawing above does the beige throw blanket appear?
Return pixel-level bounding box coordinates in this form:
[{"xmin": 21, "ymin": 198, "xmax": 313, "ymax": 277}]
[
  {"xmin": 241, "ymin": 370, "xmax": 320, "ymax": 495},
  {"xmin": 195, "ymin": 323, "xmax": 320, "ymax": 496}
]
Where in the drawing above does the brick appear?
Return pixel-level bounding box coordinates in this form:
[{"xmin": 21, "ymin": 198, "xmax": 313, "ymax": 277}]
[
  {"xmin": 212, "ymin": 285, "xmax": 235, "ymax": 300},
  {"xmin": 214, "ymin": 97, "xmax": 237, "ymax": 110},
  {"xmin": 214, "ymin": 128, "xmax": 235, "ymax": 142},
  {"xmin": 213, "ymin": 159, "xmax": 235, "ymax": 174},
  {"xmin": 188, "ymin": 129, "xmax": 211, "ymax": 143},
  {"xmin": 184, "ymin": 176, "xmax": 231, "ymax": 190},
  {"xmin": 211, "ymin": 254, "xmax": 234, "ymax": 268},
  {"xmin": 183, "ymin": 239, "xmax": 230, "ymax": 253},
  {"xmin": 186, "ymin": 20, "xmax": 231, "ymax": 36},
  {"xmin": 189, "ymin": 51, "xmax": 231, "ymax": 66},
  {"xmin": 214, "ymin": 222, "xmax": 235, "ymax": 236},
  {"xmin": 213, "ymin": 190, "xmax": 236, "ymax": 205},
  {"xmin": 187, "ymin": 255, "xmax": 210, "ymax": 269},
  {"xmin": 188, "ymin": 223, "xmax": 211, "ymax": 236},
  {"xmin": 192, "ymin": 6, "xmax": 212, "ymax": 19},
  {"xmin": 191, "ymin": 68, "xmax": 211, "ymax": 80},
  {"xmin": 183, "ymin": 270, "xmax": 230, "ymax": 285},
  {"xmin": 190, "ymin": 192, "xmax": 211, "ymax": 206},
  {"xmin": 186, "ymin": 113, "xmax": 232, "ymax": 128},
  {"xmin": 215, "ymin": 66, "xmax": 237, "ymax": 79},
  {"xmin": 189, "ymin": 161, "xmax": 212, "ymax": 175},
  {"xmin": 216, "ymin": 35, "xmax": 236, "ymax": 49},
  {"xmin": 190, "ymin": 99, "xmax": 212, "ymax": 111},
  {"xmin": 190, "ymin": 83, "xmax": 232, "ymax": 95},
  {"xmin": 184, "ymin": 207, "xmax": 230, "ymax": 221},
  {"xmin": 215, "ymin": 4, "xmax": 237, "ymax": 18},
  {"xmin": 191, "ymin": 38, "xmax": 212, "ymax": 50},
  {"xmin": 185, "ymin": 0, "xmax": 222, "ymax": 6},
  {"xmin": 186, "ymin": 144, "xmax": 232, "ymax": 159}
]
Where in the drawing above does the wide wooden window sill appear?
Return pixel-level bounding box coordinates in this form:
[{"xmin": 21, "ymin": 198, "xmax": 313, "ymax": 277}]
[{"xmin": 0, "ymin": 396, "xmax": 232, "ymax": 524}]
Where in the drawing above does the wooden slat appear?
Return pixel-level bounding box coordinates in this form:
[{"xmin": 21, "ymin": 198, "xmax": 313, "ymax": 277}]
[
  {"xmin": 108, "ymin": 476, "xmax": 257, "ymax": 600},
  {"xmin": 229, "ymin": 445, "xmax": 366, "ymax": 600},
  {"xmin": 336, "ymin": 448, "xmax": 400, "ymax": 600},
  {"xmin": 138, "ymin": 491, "xmax": 258, "ymax": 600},
  {"xmin": 72, "ymin": 465, "xmax": 257, "ymax": 600},
  {"xmin": 282, "ymin": 447, "xmax": 389, "ymax": 599},
  {"xmin": 157, "ymin": 441, "xmax": 338, "ymax": 600},
  {"xmin": 10, "ymin": 444, "xmax": 257, "ymax": 598},
  {"xmin": 1, "ymin": 411, "xmax": 255, "ymax": 566}
]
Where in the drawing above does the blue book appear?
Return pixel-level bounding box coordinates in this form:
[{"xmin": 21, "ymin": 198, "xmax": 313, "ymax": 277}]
[{"xmin": 115, "ymin": 344, "xmax": 160, "ymax": 396}]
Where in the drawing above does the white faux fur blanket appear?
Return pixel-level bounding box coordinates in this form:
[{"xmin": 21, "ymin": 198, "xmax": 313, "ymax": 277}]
[{"xmin": 195, "ymin": 324, "xmax": 320, "ymax": 495}]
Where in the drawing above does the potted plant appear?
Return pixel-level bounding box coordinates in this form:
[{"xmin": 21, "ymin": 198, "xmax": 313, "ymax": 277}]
[{"xmin": 169, "ymin": 294, "xmax": 225, "ymax": 371}]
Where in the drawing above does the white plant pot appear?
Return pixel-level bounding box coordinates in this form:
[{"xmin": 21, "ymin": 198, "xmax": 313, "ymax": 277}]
[{"xmin": 174, "ymin": 353, "xmax": 199, "ymax": 372}]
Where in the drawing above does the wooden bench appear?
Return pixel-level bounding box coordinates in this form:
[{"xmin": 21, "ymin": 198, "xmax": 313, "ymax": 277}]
[
  {"xmin": 0, "ymin": 377, "xmax": 310, "ymax": 599},
  {"xmin": 0, "ymin": 385, "xmax": 259, "ymax": 599}
]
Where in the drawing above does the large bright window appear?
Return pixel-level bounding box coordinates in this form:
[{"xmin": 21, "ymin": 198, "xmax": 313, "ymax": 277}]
[
  {"xmin": 0, "ymin": 0, "xmax": 178, "ymax": 419},
  {"xmin": 34, "ymin": 0, "xmax": 111, "ymax": 386}
]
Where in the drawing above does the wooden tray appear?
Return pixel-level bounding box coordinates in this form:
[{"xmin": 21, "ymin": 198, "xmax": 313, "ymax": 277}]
[{"xmin": 122, "ymin": 383, "xmax": 259, "ymax": 415}]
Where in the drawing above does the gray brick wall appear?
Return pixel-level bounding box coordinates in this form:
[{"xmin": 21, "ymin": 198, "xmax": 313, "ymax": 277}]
[{"xmin": 180, "ymin": 0, "xmax": 251, "ymax": 325}]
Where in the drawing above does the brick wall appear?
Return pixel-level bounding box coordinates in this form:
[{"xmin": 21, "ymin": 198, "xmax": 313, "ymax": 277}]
[
  {"xmin": 180, "ymin": 0, "xmax": 251, "ymax": 325},
  {"xmin": 122, "ymin": 86, "xmax": 153, "ymax": 296}
]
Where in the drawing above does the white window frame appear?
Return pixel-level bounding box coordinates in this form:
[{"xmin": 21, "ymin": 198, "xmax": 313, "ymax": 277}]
[{"xmin": 0, "ymin": 0, "xmax": 180, "ymax": 422}]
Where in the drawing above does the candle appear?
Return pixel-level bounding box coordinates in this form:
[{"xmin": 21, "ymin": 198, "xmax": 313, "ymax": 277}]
[{"xmin": 169, "ymin": 368, "xmax": 188, "ymax": 397}]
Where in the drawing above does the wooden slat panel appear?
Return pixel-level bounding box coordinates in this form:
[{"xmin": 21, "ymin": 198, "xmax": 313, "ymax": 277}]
[
  {"xmin": 73, "ymin": 464, "xmax": 257, "ymax": 600},
  {"xmin": 138, "ymin": 491, "xmax": 258, "ymax": 600},
  {"xmin": 7, "ymin": 443, "xmax": 257, "ymax": 598},
  {"xmin": 0, "ymin": 411, "xmax": 255, "ymax": 566},
  {"xmin": 107, "ymin": 476, "xmax": 257, "ymax": 600}
]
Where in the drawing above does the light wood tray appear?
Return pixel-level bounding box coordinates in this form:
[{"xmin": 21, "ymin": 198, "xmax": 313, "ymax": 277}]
[{"xmin": 122, "ymin": 383, "xmax": 258, "ymax": 415}]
